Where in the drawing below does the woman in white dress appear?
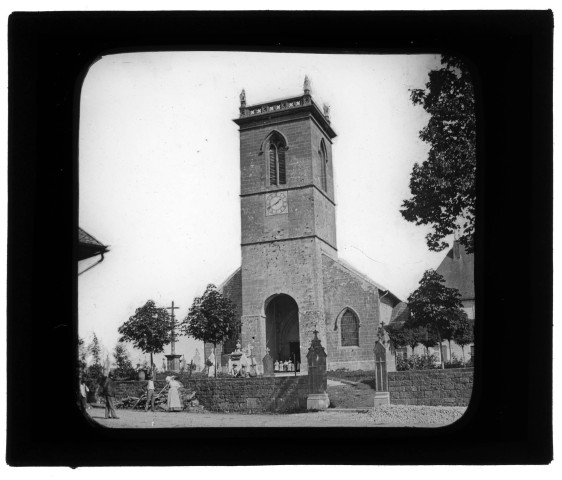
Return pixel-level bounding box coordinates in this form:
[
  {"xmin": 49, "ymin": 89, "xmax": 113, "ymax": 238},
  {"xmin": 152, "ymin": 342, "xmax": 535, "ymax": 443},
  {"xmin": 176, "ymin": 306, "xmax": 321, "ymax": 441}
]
[{"xmin": 167, "ymin": 375, "xmax": 183, "ymax": 412}]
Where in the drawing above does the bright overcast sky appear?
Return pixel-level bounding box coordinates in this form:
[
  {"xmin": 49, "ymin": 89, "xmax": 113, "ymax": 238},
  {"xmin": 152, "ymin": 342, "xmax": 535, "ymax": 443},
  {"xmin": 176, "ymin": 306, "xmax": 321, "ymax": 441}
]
[{"xmin": 78, "ymin": 51, "xmax": 449, "ymax": 365}]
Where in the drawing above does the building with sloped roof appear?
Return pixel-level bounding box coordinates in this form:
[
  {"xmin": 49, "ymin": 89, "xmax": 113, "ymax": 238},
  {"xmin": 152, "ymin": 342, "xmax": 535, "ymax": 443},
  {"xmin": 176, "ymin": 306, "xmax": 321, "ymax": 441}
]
[
  {"xmin": 389, "ymin": 239, "xmax": 475, "ymax": 363},
  {"xmin": 78, "ymin": 227, "xmax": 109, "ymax": 274},
  {"xmin": 436, "ymin": 240, "xmax": 475, "ymax": 322}
]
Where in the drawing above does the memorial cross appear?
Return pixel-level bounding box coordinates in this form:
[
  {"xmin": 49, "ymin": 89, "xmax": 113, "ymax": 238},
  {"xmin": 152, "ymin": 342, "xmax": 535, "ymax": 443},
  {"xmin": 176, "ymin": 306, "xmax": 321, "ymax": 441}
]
[{"xmin": 166, "ymin": 301, "xmax": 180, "ymax": 355}]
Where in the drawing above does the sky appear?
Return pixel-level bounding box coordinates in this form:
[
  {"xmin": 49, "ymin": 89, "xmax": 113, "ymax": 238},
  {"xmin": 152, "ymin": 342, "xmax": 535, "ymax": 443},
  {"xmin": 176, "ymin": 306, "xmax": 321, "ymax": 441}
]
[{"xmin": 78, "ymin": 51, "xmax": 450, "ymax": 367}]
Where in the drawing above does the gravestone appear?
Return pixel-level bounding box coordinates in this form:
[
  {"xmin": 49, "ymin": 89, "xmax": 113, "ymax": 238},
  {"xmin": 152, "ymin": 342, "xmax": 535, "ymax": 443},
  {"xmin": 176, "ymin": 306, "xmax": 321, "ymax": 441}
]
[
  {"xmin": 262, "ymin": 348, "xmax": 274, "ymax": 377},
  {"xmin": 373, "ymin": 341, "xmax": 390, "ymax": 407},
  {"xmin": 192, "ymin": 349, "xmax": 202, "ymax": 372},
  {"xmin": 306, "ymin": 330, "xmax": 330, "ymax": 410},
  {"xmin": 207, "ymin": 351, "xmax": 216, "ymax": 377},
  {"xmin": 377, "ymin": 322, "xmax": 396, "ymax": 372},
  {"xmin": 221, "ymin": 353, "xmax": 231, "ymax": 373}
]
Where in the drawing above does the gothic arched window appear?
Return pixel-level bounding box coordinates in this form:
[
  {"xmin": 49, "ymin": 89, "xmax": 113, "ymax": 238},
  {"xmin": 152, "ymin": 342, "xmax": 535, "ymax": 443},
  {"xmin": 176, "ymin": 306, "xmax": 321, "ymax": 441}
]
[
  {"xmin": 319, "ymin": 139, "xmax": 328, "ymax": 192},
  {"xmin": 341, "ymin": 309, "xmax": 359, "ymax": 347},
  {"xmin": 268, "ymin": 133, "xmax": 287, "ymax": 186}
]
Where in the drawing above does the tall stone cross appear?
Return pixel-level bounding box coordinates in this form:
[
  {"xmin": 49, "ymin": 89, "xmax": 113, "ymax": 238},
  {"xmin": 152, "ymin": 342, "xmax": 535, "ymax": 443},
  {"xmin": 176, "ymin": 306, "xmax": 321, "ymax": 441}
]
[{"xmin": 166, "ymin": 301, "xmax": 180, "ymax": 355}]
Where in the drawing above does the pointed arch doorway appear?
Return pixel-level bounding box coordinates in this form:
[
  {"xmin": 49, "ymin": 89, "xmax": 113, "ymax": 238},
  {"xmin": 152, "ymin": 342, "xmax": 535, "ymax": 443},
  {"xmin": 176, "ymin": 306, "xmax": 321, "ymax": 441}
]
[{"xmin": 265, "ymin": 294, "xmax": 301, "ymax": 371}]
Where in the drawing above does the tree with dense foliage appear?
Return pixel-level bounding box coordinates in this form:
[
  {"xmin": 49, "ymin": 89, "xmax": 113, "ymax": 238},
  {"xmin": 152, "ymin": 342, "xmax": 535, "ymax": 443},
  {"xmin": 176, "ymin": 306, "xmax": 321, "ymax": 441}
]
[
  {"xmin": 78, "ymin": 336, "xmax": 88, "ymax": 375},
  {"xmin": 383, "ymin": 322, "xmax": 407, "ymax": 353},
  {"xmin": 402, "ymin": 325, "xmax": 425, "ymax": 355},
  {"xmin": 402, "ymin": 55, "xmax": 476, "ymax": 254},
  {"xmin": 180, "ymin": 284, "xmax": 240, "ymax": 378},
  {"xmin": 418, "ymin": 326, "xmax": 440, "ymax": 356},
  {"xmin": 441, "ymin": 311, "xmax": 469, "ymax": 363},
  {"xmin": 88, "ymin": 332, "xmax": 102, "ymax": 367},
  {"xmin": 407, "ymin": 269, "xmax": 466, "ymax": 368},
  {"xmin": 113, "ymin": 341, "xmax": 136, "ymax": 380},
  {"xmin": 79, "ymin": 333, "xmax": 105, "ymax": 399},
  {"xmin": 118, "ymin": 300, "xmax": 175, "ymax": 378},
  {"xmin": 454, "ymin": 318, "xmax": 475, "ymax": 364}
]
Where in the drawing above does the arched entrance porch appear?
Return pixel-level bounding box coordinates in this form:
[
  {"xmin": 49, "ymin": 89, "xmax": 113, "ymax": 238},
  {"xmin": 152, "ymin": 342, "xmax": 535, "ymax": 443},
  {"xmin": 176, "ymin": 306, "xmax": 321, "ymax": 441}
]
[{"xmin": 265, "ymin": 294, "xmax": 301, "ymax": 371}]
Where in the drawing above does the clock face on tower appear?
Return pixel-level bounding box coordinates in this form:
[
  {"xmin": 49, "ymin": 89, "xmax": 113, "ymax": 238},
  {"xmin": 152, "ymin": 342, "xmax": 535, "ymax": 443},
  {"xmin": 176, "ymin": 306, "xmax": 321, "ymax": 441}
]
[{"xmin": 265, "ymin": 191, "xmax": 288, "ymax": 216}]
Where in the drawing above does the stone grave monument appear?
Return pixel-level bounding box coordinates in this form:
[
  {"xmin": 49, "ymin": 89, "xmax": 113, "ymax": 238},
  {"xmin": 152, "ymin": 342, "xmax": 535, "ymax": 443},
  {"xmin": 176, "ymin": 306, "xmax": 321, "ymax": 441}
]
[
  {"xmin": 246, "ymin": 344, "xmax": 257, "ymax": 377},
  {"xmin": 306, "ymin": 330, "xmax": 330, "ymax": 410},
  {"xmin": 207, "ymin": 351, "xmax": 216, "ymax": 377},
  {"xmin": 262, "ymin": 347, "xmax": 274, "ymax": 377},
  {"xmin": 228, "ymin": 341, "xmax": 245, "ymax": 376},
  {"xmin": 373, "ymin": 341, "xmax": 390, "ymax": 407},
  {"xmin": 192, "ymin": 349, "xmax": 202, "ymax": 372}
]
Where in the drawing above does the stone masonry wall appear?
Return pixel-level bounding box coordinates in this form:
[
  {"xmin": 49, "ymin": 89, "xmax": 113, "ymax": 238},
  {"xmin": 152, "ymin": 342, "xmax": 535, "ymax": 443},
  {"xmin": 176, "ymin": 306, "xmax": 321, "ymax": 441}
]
[
  {"xmin": 322, "ymin": 255, "xmax": 379, "ymax": 371},
  {"xmin": 388, "ymin": 368, "xmax": 473, "ymax": 406},
  {"xmin": 115, "ymin": 376, "xmax": 310, "ymax": 413}
]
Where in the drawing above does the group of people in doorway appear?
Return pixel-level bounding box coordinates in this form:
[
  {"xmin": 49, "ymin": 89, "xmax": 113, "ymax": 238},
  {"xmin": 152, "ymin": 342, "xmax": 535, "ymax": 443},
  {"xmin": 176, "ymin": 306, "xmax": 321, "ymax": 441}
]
[
  {"xmin": 274, "ymin": 359, "xmax": 298, "ymax": 372},
  {"xmin": 79, "ymin": 372, "xmax": 184, "ymax": 418}
]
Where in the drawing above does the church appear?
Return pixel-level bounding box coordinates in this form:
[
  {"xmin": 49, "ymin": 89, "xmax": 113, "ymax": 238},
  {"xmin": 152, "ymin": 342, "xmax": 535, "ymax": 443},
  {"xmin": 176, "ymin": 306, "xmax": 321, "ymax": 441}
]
[{"xmin": 206, "ymin": 78, "xmax": 404, "ymax": 374}]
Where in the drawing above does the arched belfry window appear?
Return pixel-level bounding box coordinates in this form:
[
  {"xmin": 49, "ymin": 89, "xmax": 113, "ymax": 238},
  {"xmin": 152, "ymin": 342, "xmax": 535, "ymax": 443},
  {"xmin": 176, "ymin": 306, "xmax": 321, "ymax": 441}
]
[
  {"xmin": 319, "ymin": 139, "xmax": 328, "ymax": 192},
  {"xmin": 341, "ymin": 309, "xmax": 359, "ymax": 347},
  {"xmin": 267, "ymin": 132, "xmax": 287, "ymax": 186}
]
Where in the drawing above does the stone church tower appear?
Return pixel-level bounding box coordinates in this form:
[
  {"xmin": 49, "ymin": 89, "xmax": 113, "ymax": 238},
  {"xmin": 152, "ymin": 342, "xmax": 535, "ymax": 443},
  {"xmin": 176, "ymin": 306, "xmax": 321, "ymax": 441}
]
[{"xmin": 212, "ymin": 78, "xmax": 402, "ymax": 373}]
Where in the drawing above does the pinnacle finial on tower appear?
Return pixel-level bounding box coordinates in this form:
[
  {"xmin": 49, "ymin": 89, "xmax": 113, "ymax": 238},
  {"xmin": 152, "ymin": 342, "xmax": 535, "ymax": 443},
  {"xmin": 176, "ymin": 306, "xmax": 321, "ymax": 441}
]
[
  {"xmin": 240, "ymin": 89, "xmax": 246, "ymax": 107},
  {"xmin": 323, "ymin": 103, "xmax": 330, "ymax": 121},
  {"xmin": 303, "ymin": 75, "xmax": 311, "ymax": 95}
]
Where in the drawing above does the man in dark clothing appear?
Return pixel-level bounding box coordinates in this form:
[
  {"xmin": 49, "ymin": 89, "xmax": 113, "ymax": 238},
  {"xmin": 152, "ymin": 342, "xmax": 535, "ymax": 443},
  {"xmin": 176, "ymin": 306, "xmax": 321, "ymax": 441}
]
[{"xmin": 103, "ymin": 372, "xmax": 119, "ymax": 419}]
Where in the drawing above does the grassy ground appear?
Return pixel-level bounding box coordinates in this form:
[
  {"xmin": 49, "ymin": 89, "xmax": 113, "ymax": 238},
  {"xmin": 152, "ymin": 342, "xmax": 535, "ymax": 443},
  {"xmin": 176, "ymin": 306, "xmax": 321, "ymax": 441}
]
[{"xmin": 326, "ymin": 371, "xmax": 379, "ymax": 408}]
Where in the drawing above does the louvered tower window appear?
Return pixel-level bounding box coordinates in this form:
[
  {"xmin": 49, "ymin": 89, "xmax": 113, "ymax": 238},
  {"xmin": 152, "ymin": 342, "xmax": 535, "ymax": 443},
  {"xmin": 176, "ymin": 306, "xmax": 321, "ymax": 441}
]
[
  {"xmin": 320, "ymin": 139, "xmax": 328, "ymax": 192},
  {"xmin": 268, "ymin": 134, "xmax": 286, "ymax": 186},
  {"xmin": 341, "ymin": 310, "xmax": 359, "ymax": 347}
]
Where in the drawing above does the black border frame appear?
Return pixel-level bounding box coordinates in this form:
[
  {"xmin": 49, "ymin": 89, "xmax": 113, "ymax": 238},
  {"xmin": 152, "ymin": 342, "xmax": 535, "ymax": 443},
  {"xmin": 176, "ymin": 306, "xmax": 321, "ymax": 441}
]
[{"xmin": 7, "ymin": 10, "xmax": 553, "ymax": 466}]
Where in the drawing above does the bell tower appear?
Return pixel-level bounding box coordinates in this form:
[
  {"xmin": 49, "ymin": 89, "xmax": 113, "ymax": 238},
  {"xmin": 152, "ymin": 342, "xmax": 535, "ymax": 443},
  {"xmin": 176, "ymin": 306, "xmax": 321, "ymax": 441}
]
[{"xmin": 233, "ymin": 78, "xmax": 337, "ymax": 373}]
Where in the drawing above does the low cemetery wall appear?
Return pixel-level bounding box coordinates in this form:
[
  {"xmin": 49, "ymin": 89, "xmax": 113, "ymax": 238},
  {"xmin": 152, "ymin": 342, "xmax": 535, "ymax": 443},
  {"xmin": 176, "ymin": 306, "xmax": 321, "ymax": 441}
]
[
  {"xmin": 388, "ymin": 368, "xmax": 473, "ymax": 406},
  {"xmin": 115, "ymin": 376, "xmax": 310, "ymax": 413}
]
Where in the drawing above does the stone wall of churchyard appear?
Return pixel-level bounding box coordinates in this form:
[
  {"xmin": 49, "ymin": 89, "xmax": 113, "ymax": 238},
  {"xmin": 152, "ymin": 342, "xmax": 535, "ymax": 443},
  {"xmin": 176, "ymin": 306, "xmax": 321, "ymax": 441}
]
[
  {"xmin": 388, "ymin": 368, "xmax": 473, "ymax": 406},
  {"xmin": 115, "ymin": 376, "xmax": 309, "ymax": 413}
]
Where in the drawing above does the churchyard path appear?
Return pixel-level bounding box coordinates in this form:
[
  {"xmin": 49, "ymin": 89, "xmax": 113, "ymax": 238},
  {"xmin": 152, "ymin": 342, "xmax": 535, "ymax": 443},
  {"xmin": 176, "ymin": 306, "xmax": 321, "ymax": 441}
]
[{"xmin": 86, "ymin": 405, "xmax": 464, "ymax": 428}]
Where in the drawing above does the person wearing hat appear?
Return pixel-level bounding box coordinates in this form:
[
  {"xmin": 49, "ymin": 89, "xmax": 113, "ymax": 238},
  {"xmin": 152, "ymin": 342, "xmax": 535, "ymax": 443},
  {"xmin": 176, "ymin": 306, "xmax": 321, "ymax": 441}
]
[{"xmin": 102, "ymin": 371, "xmax": 119, "ymax": 419}]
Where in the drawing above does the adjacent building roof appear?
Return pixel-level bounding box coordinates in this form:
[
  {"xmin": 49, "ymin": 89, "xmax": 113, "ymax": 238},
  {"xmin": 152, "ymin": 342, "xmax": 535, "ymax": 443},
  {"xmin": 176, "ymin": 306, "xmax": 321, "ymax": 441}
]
[
  {"xmin": 329, "ymin": 255, "xmax": 402, "ymax": 305},
  {"xmin": 78, "ymin": 227, "xmax": 109, "ymax": 261},
  {"xmin": 435, "ymin": 240, "xmax": 475, "ymax": 301},
  {"xmin": 390, "ymin": 301, "xmax": 409, "ymax": 324},
  {"xmin": 389, "ymin": 240, "xmax": 474, "ymax": 325}
]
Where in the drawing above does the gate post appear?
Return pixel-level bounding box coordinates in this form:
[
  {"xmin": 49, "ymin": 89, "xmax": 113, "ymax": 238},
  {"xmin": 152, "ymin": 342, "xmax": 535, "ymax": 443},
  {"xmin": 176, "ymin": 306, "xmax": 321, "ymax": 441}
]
[
  {"xmin": 373, "ymin": 341, "xmax": 390, "ymax": 407},
  {"xmin": 306, "ymin": 330, "xmax": 330, "ymax": 410}
]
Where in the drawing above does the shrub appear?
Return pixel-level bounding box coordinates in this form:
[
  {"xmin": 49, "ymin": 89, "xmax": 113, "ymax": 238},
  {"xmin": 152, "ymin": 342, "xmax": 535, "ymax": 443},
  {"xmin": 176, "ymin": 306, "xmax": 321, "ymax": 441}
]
[
  {"xmin": 396, "ymin": 353, "xmax": 440, "ymax": 371},
  {"xmin": 444, "ymin": 353, "xmax": 464, "ymax": 369},
  {"xmin": 81, "ymin": 363, "xmax": 105, "ymax": 401},
  {"xmin": 114, "ymin": 365, "xmax": 138, "ymax": 380}
]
